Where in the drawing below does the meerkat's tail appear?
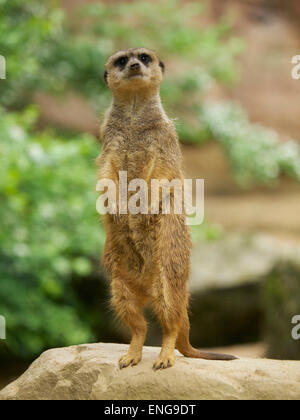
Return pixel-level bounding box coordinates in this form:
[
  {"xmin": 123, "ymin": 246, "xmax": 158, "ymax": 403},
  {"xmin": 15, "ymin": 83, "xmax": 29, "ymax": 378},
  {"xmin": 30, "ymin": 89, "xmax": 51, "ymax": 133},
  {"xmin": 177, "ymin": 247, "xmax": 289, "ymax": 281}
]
[{"xmin": 176, "ymin": 313, "xmax": 238, "ymax": 361}]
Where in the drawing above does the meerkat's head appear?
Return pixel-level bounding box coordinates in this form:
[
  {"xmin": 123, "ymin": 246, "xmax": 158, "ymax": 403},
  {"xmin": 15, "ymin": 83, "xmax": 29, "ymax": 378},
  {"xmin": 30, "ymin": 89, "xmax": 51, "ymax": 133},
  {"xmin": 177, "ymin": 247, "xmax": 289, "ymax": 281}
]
[{"xmin": 104, "ymin": 48, "xmax": 165, "ymax": 94}]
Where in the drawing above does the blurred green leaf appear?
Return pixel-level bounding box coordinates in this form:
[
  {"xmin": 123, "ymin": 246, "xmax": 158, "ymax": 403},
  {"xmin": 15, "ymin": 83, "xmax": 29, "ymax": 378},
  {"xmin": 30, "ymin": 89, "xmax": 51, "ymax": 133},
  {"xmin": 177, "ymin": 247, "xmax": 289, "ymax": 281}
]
[{"xmin": 0, "ymin": 107, "xmax": 104, "ymax": 358}]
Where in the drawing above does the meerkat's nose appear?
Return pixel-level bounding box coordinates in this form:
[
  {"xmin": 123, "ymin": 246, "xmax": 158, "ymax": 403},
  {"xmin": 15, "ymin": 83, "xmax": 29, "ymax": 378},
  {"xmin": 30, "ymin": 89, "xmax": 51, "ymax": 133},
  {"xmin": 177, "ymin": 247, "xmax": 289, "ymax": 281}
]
[{"xmin": 130, "ymin": 62, "xmax": 141, "ymax": 71}]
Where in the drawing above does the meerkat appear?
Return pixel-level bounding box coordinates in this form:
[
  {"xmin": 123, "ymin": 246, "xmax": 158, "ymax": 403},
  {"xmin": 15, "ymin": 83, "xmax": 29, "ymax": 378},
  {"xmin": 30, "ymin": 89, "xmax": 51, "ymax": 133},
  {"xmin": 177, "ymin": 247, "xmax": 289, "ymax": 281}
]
[{"xmin": 97, "ymin": 47, "xmax": 237, "ymax": 370}]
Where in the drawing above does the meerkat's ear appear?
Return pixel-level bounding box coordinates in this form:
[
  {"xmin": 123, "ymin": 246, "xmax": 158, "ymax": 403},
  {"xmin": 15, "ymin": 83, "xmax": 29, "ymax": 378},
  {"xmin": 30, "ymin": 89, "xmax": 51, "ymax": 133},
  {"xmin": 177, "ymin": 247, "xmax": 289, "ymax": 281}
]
[
  {"xmin": 159, "ymin": 60, "xmax": 165, "ymax": 73},
  {"xmin": 104, "ymin": 70, "xmax": 108, "ymax": 84}
]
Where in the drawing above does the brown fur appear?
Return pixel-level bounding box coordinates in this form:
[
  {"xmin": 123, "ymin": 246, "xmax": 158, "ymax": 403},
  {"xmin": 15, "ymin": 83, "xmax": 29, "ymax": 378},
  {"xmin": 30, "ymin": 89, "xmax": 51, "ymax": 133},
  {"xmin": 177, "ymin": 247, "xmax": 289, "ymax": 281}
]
[{"xmin": 97, "ymin": 48, "xmax": 236, "ymax": 370}]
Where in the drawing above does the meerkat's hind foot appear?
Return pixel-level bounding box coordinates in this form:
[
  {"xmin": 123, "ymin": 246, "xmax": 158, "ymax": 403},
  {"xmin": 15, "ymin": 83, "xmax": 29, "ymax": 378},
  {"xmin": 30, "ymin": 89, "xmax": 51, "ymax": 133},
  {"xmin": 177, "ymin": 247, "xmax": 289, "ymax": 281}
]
[
  {"xmin": 119, "ymin": 352, "xmax": 142, "ymax": 369},
  {"xmin": 153, "ymin": 354, "xmax": 176, "ymax": 371}
]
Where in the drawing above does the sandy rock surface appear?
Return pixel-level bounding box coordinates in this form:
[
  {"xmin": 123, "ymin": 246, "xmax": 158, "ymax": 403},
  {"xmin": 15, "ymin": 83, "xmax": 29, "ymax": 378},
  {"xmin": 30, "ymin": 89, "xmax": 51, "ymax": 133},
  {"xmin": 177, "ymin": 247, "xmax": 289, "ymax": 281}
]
[{"xmin": 1, "ymin": 343, "xmax": 300, "ymax": 400}]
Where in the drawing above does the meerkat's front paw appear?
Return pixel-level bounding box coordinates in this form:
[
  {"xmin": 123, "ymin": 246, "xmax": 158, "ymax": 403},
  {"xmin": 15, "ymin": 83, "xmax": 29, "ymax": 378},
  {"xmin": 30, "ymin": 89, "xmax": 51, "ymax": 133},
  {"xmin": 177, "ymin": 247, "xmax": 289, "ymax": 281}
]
[
  {"xmin": 153, "ymin": 354, "xmax": 176, "ymax": 371},
  {"xmin": 119, "ymin": 352, "xmax": 142, "ymax": 369}
]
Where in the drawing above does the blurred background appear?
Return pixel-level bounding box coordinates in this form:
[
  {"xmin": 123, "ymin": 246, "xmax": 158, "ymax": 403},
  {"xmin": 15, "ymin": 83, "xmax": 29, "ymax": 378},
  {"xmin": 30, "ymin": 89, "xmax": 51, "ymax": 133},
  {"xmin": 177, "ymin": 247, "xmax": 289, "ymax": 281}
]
[{"xmin": 1, "ymin": 0, "xmax": 300, "ymax": 389}]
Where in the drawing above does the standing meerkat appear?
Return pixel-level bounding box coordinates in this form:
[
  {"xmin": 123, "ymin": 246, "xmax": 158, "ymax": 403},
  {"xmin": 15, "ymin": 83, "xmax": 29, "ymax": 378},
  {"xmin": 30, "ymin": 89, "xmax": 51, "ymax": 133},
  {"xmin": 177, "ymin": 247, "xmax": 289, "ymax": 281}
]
[{"xmin": 97, "ymin": 47, "xmax": 236, "ymax": 370}]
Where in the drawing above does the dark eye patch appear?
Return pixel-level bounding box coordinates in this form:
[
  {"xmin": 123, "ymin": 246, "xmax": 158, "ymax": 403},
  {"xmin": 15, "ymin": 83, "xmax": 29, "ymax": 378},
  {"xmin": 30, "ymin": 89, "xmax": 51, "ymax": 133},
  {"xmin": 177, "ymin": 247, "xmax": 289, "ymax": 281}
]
[
  {"xmin": 138, "ymin": 53, "xmax": 152, "ymax": 66},
  {"xmin": 113, "ymin": 56, "xmax": 128, "ymax": 70},
  {"xmin": 104, "ymin": 70, "xmax": 108, "ymax": 84}
]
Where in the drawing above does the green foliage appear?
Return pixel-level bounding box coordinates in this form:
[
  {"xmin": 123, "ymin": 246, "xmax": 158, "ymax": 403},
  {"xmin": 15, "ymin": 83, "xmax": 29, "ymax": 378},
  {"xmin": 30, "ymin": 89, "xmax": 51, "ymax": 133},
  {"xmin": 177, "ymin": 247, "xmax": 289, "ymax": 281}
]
[
  {"xmin": 0, "ymin": 0, "xmax": 109, "ymax": 109},
  {"xmin": 0, "ymin": 0, "xmax": 64, "ymax": 106},
  {"xmin": 0, "ymin": 107, "xmax": 103, "ymax": 358},
  {"xmin": 200, "ymin": 103, "xmax": 300, "ymax": 186}
]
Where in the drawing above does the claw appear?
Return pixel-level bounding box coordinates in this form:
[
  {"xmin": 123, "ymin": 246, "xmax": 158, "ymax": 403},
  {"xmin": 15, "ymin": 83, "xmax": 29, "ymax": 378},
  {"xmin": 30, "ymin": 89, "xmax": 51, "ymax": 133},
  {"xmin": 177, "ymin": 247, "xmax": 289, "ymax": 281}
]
[
  {"xmin": 153, "ymin": 356, "xmax": 175, "ymax": 371},
  {"xmin": 119, "ymin": 353, "xmax": 142, "ymax": 369}
]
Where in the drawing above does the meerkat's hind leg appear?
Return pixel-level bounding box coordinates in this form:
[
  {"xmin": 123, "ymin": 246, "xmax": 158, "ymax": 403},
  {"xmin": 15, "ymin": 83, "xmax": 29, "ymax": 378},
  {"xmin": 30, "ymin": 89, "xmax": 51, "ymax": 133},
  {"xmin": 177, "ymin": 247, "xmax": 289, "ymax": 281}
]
[
  {"xmin": 152, "ymin": 323, "xmax": 180, "ymax": 370},
  {"xmin": 111, "ymin": 276, "xmax": 148, "ymax": 369},
  {"xmin": 152, "ymin": 280, "xmax": 184, "ymax": 370}
]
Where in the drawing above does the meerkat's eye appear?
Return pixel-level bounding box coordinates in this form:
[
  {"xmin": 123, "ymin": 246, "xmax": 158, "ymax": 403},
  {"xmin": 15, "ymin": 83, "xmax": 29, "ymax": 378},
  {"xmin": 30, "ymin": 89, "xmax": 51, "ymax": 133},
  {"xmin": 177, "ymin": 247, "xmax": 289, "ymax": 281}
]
[
  {"xmin": 114, "ymin": 56, "xmax": 128, "ymax": 69},
  {"xmin": 139, "ymin": 54, "xmax": 152, "ymax": 65}
]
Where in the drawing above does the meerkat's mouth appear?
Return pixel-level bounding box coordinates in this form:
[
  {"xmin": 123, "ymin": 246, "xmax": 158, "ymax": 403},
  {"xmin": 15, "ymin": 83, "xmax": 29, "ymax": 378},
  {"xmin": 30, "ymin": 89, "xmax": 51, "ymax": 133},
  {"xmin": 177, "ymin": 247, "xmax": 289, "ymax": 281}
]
[{"xmin": 127, "ymin": 73, "xmax": 144, "ymax": 79}]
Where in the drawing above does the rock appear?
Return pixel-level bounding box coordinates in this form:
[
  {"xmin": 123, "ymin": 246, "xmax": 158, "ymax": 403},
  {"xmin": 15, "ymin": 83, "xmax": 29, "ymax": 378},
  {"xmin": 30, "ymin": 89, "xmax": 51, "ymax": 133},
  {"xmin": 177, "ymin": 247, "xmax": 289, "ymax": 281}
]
[
  {"xmin": 190, "ymin": 234, "xmax": 300, "ymax": 292},
  {"xmin": 1, "ymin": 343, "xmax": 300, "ymax": 400},
  {"xmin": 263, "ymin": 259, "xmax": 300, "ymax": 360}
]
